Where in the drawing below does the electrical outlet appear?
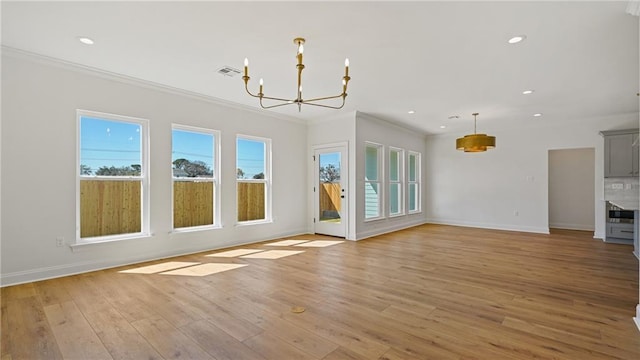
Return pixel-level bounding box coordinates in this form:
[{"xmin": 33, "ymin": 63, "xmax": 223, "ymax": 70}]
[{"xmin": 56, "ymin": 236, "xmax": 64, "ymax": 247}]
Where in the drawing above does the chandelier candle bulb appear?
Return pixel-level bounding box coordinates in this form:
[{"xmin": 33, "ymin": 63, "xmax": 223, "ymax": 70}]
[
  {"xmin": 244, "ymin": 58, "xmax": 249, "ymax": 77},
  {"xmin": 345, "ymin": 58, "xmax": 349, "ymax": 76},
  {"xmin": 259, "ymin": 78, "xmax": 263, "ymax": 95}
]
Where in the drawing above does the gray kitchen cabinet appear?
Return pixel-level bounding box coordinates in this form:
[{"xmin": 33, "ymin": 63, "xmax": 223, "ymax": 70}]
[
  {"xmin": 601, "ymin": 129, "xmax": 639, "ymax": 178},
  {"xmin": 606, "ymin": 222, "xmax": 634, "ymax": 240}
]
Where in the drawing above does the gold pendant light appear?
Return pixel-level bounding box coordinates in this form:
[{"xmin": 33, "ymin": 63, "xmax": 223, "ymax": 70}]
[{"xmin": 456, "ymin": 113, "xmax": 496, "ymax": 152}]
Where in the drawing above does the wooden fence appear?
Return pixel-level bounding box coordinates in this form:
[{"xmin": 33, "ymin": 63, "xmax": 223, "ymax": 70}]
[
  {"xmin": 174, "ymin": 181, "xmax": 214, "ymax": 228},
  {"xmin": 80, "ymin": 180, "xmax": 276, "ymax": 236},
  {"xmin": 320, "ymin": 183, "xmax": 341, "ymax": 220},
  {"xmin": 237, "ymin": 182, "xmax": 265, "ymax": 221},
  {"xmin": 80, "ymin": 180, "xmax": 141, "ymax": 238}
]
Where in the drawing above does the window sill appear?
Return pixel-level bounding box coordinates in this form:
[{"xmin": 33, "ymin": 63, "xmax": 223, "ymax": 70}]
[
  {"xmin": 364, "ymin": 217, "xmax": 385, "ymax": 223},
  {"xmin": 70, "ymin": 232, "xmax": 152, "ymax": 252},
  {"xmin": 236, "ymin": 219, "xmax": 273, "ymax": 227},
  {"xmin": 389, "ymin": 213, "xmax": 406, "ymax": 218},
  {"xmin": 171, "ymin": 225, "xmax": 222, "ymax": 234}
]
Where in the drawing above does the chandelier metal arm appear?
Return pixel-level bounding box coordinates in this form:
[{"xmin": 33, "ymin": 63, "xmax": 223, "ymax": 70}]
[
  {"xmin": 299, "ymin": 100, "xmax": 346, "ymax": 110},
  {"xmin": 260, "ymin": 94, "xmax": 296, "ymax": 103},
  {"xmin": 259, "ymin": 99, "xmax": 297, "ymax": 109},
  {"xmin": 303, "ymin": 93, "xmax": 346, "ymax": 103},
  {"xmin": 242, "ymin": 37, "xmax": 350, "ymax": 112},
  {"xmin": 243, "ymin": 79, "xmax": 261, "ymax": 98}
]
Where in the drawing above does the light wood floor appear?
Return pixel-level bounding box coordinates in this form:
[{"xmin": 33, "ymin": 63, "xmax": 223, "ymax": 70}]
[{"xmin": 2, "ymin": 224, "xmax": 639, "ymax": 359}]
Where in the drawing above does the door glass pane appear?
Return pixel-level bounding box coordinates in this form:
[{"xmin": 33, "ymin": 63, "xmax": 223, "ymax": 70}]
[{"xmin": 319, "ymin": 152, "xmax": 341, "ymax": 223}]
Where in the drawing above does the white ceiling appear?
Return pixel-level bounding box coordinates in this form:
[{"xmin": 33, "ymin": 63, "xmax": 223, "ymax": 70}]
[{"xmin": 2, "ymin": 1, "xmax": 638, "ymax": 134}]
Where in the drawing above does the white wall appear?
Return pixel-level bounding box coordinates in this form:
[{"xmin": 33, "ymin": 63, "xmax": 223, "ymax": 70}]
[
  {"xmin": 426, "ymin": 114, "xmax": 638, "ymax": 238},
  {"xmin": 354, "ymin": 112, "xmax": 428, "ymax": 239},
  {"xmin": 1, "ymin": 50, "xmax": 308, "ymax": 285},
  {"xmin": 548, "ymin": 148, "xmax": 595, "ymax": 231}
]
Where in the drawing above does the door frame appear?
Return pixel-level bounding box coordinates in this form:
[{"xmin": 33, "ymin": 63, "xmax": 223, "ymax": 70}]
[{"xmin": 313, "ymin": 142, "xmax": 348, "ymax": 238}]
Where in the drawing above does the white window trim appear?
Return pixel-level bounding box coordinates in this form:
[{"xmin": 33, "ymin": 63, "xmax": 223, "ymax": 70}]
[
  {"xmin": 171, "ymin": 124, "xmax": 221, "ymax": 232},
  {"xmin": 364, "ymin": 142, "xmax": 385, "ymax": 222},
  {"xmin": 76, "ymin": 109, "xmax": 150, "ymax": 244},
  {"xmin": 236, "ymin": 134, "xmax": 272, "ymax": 225},
  {"xmin": 389, "ymin": 147, "xmax": 405, "ymax": 217},
  {"xmin": 408, "ymin": 151, "xmax": 422, "ymax": 214}
]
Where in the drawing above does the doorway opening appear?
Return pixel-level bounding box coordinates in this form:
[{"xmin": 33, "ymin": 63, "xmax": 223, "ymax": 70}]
[{"xmin": 548, "ymin": 148, "xmax": 595, "ymax": 232}]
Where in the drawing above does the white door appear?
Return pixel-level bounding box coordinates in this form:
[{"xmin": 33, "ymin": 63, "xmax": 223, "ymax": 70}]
[{"xmin": 314, "ymin": 146, "xmax": 347, "ymax": 237}]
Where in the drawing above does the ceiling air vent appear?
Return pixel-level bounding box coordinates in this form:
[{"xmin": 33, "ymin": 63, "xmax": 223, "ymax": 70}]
[{"xmin": 217, "ymin": 66, "xmax": 241, "ymax": 77}]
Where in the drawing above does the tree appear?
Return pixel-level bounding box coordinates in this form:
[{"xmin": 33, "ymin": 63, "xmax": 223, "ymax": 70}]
[
  {"xmin": 95, "ymin": 166, "xmax": 140, "ymax": 176},
  {"xmin": 236, "ymin": 168, "xmax": 245, "ymax": 179},
  {"xmin": 80, "ymin": 164, "xmax": 92, "ymax": 175},
  {"xmin": 320, "ymin": 164, "xmax": 340, "ymax": 183},
  {"xmin": 172, "ymin": 158, "xmax": 212, "ymax": 177},
  {"xmin": 252, "ymin": 172, "xmax": 265, "ymax": 179}
]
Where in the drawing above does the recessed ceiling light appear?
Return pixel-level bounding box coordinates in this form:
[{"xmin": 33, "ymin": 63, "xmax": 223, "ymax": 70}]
[
  {"xmin": 408, "ymin": 110, "xmax": 416, "ymax": 114},
  {"xmin": 78, "ymin": 36, "xmax": 94, "ymax": 45},
  {"xmin": 533, "ymin": 113, "xmax": 543, "ymax": 117},
  {"xmin": 522, "ymin": 90, "xmax": 534, "ymax": 95},
  {"xmin": 440, "ymin": 125, "xmax": 447, "ymax": 129},
  {"xmin": 508, "ymin": 35, "xmax": 526, "ymax": 44}
]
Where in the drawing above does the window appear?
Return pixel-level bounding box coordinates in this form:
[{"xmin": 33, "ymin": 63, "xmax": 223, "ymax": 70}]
[
  {"xmin": 77, "ymin": 110, "xmax": 149, "ymax": 241},
  {"xmin": 389, "ymin": 147, "xmax": 404, "ymax": 216},
  {"xmin": 237, "ymin": 136, "xmax": 271, "ymax": 223},
  {"xmin": 365, "ymin": 143, "xmax": 383, "ymax": 219},
  {"xmin": 408, "ymin": 151, "xmax": 421, "ymax": 213},
  {"xmin": 172, "ymin": 125, "xmax": 220, "ymax": 230}
]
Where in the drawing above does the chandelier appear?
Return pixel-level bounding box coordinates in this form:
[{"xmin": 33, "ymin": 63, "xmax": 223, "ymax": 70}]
[
  {"xmin": 242, "ymin": 37, "xmax": 350, "ymax": 112},
  {"xmin": 456, "ymin": 113, "xmax": 496, "ymax": 152}
]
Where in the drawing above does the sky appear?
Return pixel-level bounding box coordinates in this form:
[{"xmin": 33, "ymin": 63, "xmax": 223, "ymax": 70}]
[
  {"xmin": 80, "ymin": 117, "xmax": 141, "ymax": 172},
  {"xmin": 80, "ymin": 116, "xmax": 264, "ymax": 178}
]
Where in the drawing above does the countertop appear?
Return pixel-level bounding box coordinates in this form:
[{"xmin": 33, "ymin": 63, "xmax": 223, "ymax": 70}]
[{"xmin": 608, "ymin": 200, "xmax": 640, "ymax": 211}]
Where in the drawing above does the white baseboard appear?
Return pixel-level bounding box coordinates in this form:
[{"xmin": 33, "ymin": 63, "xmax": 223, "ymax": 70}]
[
  {"xmin": 548, "ymin": 222, "xmax": 595, "ymax": 231},
  {"xmin": 634, "ymin": 305, "xmax": 640, "ymax": 333},
  {"xmin": 355, "ymin": 219, "xmax": 427, "ymax": 240},
  {"xmin": 0, "ymin": 229, "xmax": 307, "ymax": 287},
  {"xmin": 426, "ymin": 218, "xmax": 550, "ymax": 235}
]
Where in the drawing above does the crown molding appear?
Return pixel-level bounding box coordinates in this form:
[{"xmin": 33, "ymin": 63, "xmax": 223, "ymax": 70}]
[{"xmin": 1, "ymin": 45, "xmax": 305, "ymax": 125}]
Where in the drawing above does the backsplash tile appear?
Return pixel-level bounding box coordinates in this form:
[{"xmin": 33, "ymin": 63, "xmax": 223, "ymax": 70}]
[{"xmin": 604, "ymin": 177, "xmax": 639, "ymax": 201}]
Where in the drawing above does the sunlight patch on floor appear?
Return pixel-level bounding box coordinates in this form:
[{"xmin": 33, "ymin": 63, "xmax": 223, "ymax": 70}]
[
  {"xmin": 206, "ymin": 249, "xmax": 264, "ymax": 257},
  {"xmin": 240, "ymin": 250, "xmax": 305, "ymax": 259},
  {"xmin": 294, "ymin": 240, "xmax": 344, "ymax": 247},
  {"xmin": 119, "ymin": 261, "xmax": 199, "ymax": 274},
  {"xmin": 265, "ymin": 240, "xmax": 309, "ymax": 246},
  {"xmin": 160, "ymin": 263, "xmax": 248, "ymax": 276}
]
